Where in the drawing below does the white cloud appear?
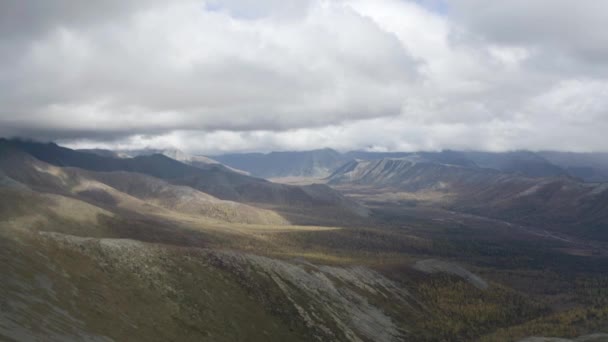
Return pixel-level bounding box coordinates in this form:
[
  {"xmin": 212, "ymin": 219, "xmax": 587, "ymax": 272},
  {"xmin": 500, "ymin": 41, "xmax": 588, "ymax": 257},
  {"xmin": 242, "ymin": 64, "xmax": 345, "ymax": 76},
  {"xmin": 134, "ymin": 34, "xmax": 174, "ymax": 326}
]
[
  {"xmin": 2, "ymin": 0, "xmax": 608, "ymax": 152},
  {"xmin": 0, "ymin": 0, "xmax": 416, "ymax": 135}
]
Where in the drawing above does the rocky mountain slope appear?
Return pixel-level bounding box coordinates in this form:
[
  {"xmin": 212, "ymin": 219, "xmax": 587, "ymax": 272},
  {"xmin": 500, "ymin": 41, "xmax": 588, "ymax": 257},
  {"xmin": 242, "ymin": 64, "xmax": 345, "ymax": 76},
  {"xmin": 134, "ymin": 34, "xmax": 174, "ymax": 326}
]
[
  {"xmin": 328, "ymin": 157, "xmax": 608, "ymax": 240},
  {"xmin": 214, "ymin": 148, "xmax": 608, "ymax": 182}
]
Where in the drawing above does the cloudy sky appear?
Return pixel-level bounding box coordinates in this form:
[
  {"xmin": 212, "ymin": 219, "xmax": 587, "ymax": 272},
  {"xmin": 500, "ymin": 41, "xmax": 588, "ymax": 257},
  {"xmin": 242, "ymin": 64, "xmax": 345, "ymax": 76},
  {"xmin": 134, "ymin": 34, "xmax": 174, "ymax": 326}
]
[{"xmin": 1, "ymin": 0, "xmax": 607, "ymax": 154}]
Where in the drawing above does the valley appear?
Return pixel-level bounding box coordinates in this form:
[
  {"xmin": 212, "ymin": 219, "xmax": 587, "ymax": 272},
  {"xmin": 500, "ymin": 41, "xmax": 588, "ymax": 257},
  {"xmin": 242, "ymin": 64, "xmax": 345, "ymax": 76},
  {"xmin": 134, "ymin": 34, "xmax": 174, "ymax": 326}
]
[
  {"xmin": 2, "ymin": 140, "xmax": 608, "ymax": 341},
  {"xmin": 4, "ymin": 2, "xmax": 608, "ymax": 341}
]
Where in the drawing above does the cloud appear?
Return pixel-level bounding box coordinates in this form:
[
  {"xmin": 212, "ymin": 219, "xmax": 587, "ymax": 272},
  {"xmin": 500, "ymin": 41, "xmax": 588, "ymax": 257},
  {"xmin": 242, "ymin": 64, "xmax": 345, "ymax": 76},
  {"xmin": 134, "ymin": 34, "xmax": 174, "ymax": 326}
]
[
  {"xmin": 450, "ymin": 0, "xmax": 608, "ymax": 73},
  {"xmin": 1, "ymin": 0, "xmax": 607, "ymax": 152},
  {"xmin": 0, "ymin": 0, "xmax": 417, "ymax": 138}
]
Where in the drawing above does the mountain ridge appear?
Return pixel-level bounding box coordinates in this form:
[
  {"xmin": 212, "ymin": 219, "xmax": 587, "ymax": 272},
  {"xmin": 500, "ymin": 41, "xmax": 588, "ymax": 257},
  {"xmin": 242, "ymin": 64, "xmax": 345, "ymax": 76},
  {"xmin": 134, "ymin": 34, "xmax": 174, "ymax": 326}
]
[
  {"xmin": 328, "ymin": 156, "xmax": 608, "ymax": 240},
  {"xmin": 0, "ymin": 139, "xmax": 369, "ymax": 221},
  {"xmin": 212, "ymin": 148, "xmax": 607, "ymax": 181}
]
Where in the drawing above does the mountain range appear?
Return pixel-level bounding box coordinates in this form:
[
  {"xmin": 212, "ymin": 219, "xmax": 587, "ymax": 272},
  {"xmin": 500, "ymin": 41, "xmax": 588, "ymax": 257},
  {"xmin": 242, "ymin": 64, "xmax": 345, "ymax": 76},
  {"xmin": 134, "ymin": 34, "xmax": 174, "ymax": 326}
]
[
  {"xmin": 80, "ymin": 148, "xmax": 250, "ymax": 175},
  {"xmin": 2, "ymin": 138, "xmax": 608, "ymax": 341},
  {"xmin": 1, "ymin": 139, "xmax": 367, "ymax": 221},
  {"xmin": 212, "ymin": 148, "xmax": 608, "ymax": 182},
  {"xmin": 213, "ymin": 148, "xmax": 345, "ymax": 178},
  {"xmin": 327, "ymin": 156, "xmax": 608, "ymax": 241}
]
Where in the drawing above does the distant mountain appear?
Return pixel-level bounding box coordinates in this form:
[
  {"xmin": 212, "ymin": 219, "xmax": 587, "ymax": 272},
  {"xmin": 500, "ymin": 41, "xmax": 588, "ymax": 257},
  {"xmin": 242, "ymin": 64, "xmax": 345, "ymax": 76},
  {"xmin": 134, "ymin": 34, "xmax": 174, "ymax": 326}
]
[
  {"xmin": 79, "ymin": 148, "xmax": 129, "ymax": 158},
  {"xmin": 85, "ymin": 147, "xmax": 607, "ymax": 182},
  {"xmin": 213, "ymin": 149, "xmax": 478, "ymax": 179},
  {"xmin": 0, "ymin": 145, "xmax": 287, "ymax": 225},
  {"xmin": 344, "ymin": 150, "xmax": 567, "ymax": 179},
  {"xmin": 215, "ymin": 148, "xmax": 574, "ymax": 180},
  {"xmin": 539, "ymin": 151, "xmax": 608, "ymax": 182},
  {"xmin": 344, "ymin": 151, "xmax": 477, "ymax": 168},
  {"xmin": 328, "ymin": 156, "xmax": 608, "ymax": 240},
  {"xmin": 1, "ymin": 139, "xmax": 368, "ymax": 220},
  {"xmin": 213, "ymin": 148, "xmax": 346, "ymax": 178},
  {"xmin": 81, "ymin": 147, "xmax": 249, "ymax": 175},
  {"xmin": 328, "ymin": 157, "xmax": 506, "ymax": 192},
  {"xmin": 343, "ymin": 151, "xmax": 411, "ymax": 160},
  {"xmin": 462, "ymin": 151, "xmax": 568, "ymax": 178}
]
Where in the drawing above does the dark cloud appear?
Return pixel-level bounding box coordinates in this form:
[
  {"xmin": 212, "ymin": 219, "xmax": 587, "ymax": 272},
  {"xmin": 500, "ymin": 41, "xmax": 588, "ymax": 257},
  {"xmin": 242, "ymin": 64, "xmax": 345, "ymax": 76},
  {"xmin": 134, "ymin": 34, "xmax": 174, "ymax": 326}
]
[{"xmin": 0, "ymin": 0, "xmax": 169, "ymax": 39}]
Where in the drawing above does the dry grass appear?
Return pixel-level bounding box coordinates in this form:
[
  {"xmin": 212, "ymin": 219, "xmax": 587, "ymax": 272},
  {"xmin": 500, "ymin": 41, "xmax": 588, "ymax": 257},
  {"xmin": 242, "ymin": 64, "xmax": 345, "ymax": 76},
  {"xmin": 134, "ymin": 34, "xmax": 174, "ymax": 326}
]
[{"xmin": 45, "ymin": 193, "xmax": 113, "ymax": 223}]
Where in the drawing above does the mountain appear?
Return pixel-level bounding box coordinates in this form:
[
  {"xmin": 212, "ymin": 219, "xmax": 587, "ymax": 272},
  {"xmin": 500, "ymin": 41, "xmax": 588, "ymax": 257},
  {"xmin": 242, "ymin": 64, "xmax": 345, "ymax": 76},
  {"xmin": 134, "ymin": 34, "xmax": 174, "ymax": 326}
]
[
  {"xmin": 462, "ymin": 151, "xmax": 568, "ymax": 178},
  {"xmin": 81, "ymin": 147, "xmax": 250, "ymax": 175},
  {"xmin": 345, "ymin": 150, "xmax": 567, "ymax": 178},
  {"xmin": 3, "ymin": 139, "xmax": 608, "ymax": 341},
  {"xmin": 0, "ymin": 145, "xmax": 410, "ymax": 341},
  {"xmin": 213, "ymin": 148, "xmax": 346, "ymax": 178},
  {"xmin": 115, "ymin": 149, "xmax": 608, "ymax": 182},
  {"xmin": 328, "ymin": 157, "xmax": 513, "ymax": 192},
  {"xmin": 0, "ymin": 142, "xmax": 494, "ymax": 342},
  {"xmin": 0, "ymin": 145, "xmax": 287, "ymax": 225},
  {"xmin": 78, "ymin": 148, "xmax": 129, "ymax": 158},
  {"xmin": 344, "ymin": 150, "xmax": 476, "ymax": 168},
  {"xmin": 328, "ymin": 157, "xmax": 608, "ymax": 240},
  {"xmin": 343, "ymin": 151, "xmax": 411, "ymax": 160},
  {"xmin": 125, "ymin": 148, "xmax": 250, "ymax": 175},
  {"xmin": 1, "ymin": 139, "xmax": 368, "ymax": 221},
  {"xmin": 539, "ymin": 151, "xmax": 608, "ymax": 182},
  {"xmin": 212, "ymin": 148, "xmax": 608, "ymax": 181}
]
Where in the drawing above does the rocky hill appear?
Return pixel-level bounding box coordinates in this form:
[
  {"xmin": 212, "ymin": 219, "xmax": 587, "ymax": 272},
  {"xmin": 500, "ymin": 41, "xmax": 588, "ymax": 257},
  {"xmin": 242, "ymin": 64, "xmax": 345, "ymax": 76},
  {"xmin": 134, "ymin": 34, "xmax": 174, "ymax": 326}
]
[{"xmin": 328, "ymin": 157, "xmax": 608, "ymax": 240}]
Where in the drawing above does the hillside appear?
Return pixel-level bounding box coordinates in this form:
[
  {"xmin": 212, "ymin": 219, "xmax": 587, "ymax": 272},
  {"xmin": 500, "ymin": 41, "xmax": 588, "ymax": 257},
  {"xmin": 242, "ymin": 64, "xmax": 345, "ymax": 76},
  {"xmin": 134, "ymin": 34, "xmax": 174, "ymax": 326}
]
[
  {"xmin": 118, "ymin": 148, "xmax": 250, "ymax": 175},
  {"xmin": 328, "ymin": 157, "xmax": 608, "ymax": 240},
  {"xmin": 540, "ymin": 151, "xmax": 608, "ymax": 182},
  {"xmin": 0, "ymin": 139, "xmax": 367, "ymax": 220},
  {"xmin": 462, "ymin": 151, "xmax": 568, "ymax": 178},
  {"xmin": 214, "ymin": 148, "xmax": 580, "ymax": 180},
  {"xmin": 0, "ymin": 186, "xmax": 413, "ymax": 341},
  {"xmin": 0, "ymin": 146, "xmax": 287, "ymax": 226},
  {"xmin": 328, "ymin": 157, "xmax": 510, "ymax": 192},
  {"xmin": 213, "ymin": 148, "xmax": 346, "ymax": 178},
  {"xmin": 2, "ymin": 142, "xmax": 608, "ymax": 341}
]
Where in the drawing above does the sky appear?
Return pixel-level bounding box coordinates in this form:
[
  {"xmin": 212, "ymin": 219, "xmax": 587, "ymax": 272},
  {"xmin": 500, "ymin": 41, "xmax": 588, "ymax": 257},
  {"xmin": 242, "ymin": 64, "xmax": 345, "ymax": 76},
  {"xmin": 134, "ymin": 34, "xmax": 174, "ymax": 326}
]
[{"xmin": 1, "ymin": 0, "xmax": 607, "ymax": 154}]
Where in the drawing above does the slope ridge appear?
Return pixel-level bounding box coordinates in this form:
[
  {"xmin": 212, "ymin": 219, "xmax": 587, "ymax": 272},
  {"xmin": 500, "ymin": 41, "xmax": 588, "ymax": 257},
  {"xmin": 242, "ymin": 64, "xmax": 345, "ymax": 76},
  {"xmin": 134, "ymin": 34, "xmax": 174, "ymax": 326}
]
[
  {"xmin": 0, "ymin": 146, "xmax": 288, "ymax": 225},
  {"xmin": 329, "ymin": 157, "xmax": 608, "ymax": 239},
  {"xmin": 1, "ymin": 139, "xmax": 367, "ymax": 220}
]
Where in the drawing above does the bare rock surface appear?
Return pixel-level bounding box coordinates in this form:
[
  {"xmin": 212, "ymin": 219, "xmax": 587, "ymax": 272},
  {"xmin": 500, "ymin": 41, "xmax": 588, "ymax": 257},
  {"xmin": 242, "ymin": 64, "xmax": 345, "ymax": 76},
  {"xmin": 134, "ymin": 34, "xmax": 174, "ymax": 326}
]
[{"xmin": 38, "ymin": 232, "xmax": 411, "ymax": 342}]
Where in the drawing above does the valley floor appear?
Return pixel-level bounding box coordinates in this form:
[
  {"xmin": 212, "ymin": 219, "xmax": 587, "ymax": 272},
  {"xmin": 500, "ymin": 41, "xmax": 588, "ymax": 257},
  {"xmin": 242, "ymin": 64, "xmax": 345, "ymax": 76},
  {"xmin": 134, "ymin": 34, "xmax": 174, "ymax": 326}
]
[{"xmin": 2, "ymin": 167, "xmax": 608, "ymax": 341}]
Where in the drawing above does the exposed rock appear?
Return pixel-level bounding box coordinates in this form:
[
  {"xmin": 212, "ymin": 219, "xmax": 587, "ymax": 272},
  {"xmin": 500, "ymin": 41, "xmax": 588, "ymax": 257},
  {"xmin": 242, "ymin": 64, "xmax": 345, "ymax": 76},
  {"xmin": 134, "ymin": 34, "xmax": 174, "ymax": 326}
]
[
  {"xmin": 38, "ymin": 232, "xmax": 411, "ymax": 342},
  {"xmin": 217, "ymin": 251, "xmax": 410, "ymax": 342}
]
